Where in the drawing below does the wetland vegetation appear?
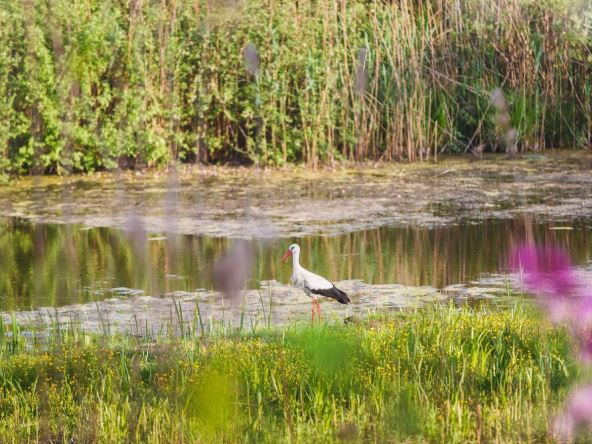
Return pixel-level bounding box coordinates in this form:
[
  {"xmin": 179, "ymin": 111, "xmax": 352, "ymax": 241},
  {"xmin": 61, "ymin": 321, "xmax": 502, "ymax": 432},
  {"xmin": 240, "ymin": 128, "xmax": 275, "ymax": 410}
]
[
  {"xmin": 0, "ymin": 150, "xmax": 589, "ymax": 442},
  {"xmin": 1, "ymin": 0, "xmax": 592, "ymax": 441},
  {"xmin": 0, "ymin": 0, "xmax": 591, "ymax": 174},
  {"xmin": 0, "ymin": 304, "xmax": 583, "ymax": 443}
]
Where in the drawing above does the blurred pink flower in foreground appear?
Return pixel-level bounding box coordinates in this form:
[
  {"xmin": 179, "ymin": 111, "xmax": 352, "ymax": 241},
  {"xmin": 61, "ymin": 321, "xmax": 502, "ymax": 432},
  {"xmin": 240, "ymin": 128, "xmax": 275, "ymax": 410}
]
[
  {"xmin": 552, "ymin": 385, "xmax": 592, "ymax": 442},
  {"xmin": 511, "ymin": 245, "xmax": 592, "ymax": 360},
  {"xmin": 511, "ymin": 245, "xmax": 592, "ymax": 441}
]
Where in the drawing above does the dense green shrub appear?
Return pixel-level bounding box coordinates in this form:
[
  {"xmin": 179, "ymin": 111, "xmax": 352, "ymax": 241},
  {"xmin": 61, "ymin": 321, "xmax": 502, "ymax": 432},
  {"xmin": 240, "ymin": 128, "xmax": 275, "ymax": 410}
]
[{"xmin": 0, "ymin": 0, "xmax": 590, "ymax": 174}]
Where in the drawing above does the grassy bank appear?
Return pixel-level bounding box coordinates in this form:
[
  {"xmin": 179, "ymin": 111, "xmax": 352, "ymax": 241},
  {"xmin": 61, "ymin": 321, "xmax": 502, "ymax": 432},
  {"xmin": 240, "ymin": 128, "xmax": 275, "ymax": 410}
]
[
  {"xmin": 0, "ymin": 304, "xmax": 584, "ymax": 442},
  {"xmin": 0, "ymin": 0, "xmax": 590, "ymax": 174}
]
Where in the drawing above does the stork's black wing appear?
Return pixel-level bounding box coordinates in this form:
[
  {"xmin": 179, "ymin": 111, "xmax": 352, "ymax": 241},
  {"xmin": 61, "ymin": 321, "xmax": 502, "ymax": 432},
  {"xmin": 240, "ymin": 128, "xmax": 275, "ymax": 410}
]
[{"xmin": 309, "ymin": 285, "xmax": 350, "ymax": 305}]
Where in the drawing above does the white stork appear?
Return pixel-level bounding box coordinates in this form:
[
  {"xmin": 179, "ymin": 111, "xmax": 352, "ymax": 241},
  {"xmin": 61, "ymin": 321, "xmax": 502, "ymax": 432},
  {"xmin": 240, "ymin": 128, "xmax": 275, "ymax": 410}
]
[{"xmin": 281, "ymin": 243, "xmax": 350, "ymax": 320}]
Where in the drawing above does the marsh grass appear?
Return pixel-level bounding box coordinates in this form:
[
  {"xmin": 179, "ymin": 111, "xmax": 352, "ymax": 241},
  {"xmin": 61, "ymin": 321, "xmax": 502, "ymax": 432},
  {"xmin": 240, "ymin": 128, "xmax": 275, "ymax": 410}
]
[{"xmin": 0, "ymin": 303, "xmax": 586, "ymax": 442}]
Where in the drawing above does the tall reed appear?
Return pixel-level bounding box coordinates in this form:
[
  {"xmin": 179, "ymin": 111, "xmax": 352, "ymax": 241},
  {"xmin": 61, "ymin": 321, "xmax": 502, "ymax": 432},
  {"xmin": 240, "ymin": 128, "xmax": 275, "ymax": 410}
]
[{"xmin": 0, "ymin": 0, "xmax": 590, "ymax": 173}]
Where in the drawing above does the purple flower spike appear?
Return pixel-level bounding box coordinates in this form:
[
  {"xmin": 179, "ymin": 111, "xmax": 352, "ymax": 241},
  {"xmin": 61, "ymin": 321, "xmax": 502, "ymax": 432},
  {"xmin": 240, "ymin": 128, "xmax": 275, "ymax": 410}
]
[
  {"xmin": 512, "ymin": 246, "xmax": 592, "ymax": 439},
  {"xmin": 511, "ymin": 246, "xmax": 579, "ymax": 300},
  {"xmin": 510, "ymin": 244, "xmax": 592, "ymax": 361},
  {"xmin": 552, "ymin": 385, "xmax": 592, "ymax": 442}
]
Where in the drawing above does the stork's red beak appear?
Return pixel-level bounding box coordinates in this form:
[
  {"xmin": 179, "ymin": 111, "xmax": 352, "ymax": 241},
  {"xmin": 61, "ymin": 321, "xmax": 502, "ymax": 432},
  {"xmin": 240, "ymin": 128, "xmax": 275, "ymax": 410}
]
[{"xmin": 281, "ymin": 249, "xmax": 292, "ymax": 263}]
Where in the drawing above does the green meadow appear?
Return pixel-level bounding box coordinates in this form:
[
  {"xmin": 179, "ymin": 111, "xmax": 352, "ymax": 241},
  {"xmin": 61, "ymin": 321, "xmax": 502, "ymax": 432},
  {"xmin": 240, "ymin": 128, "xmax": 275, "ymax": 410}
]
[{"xmin": 0, "ymin": 304, "xmax": 584, "ymax": 443}]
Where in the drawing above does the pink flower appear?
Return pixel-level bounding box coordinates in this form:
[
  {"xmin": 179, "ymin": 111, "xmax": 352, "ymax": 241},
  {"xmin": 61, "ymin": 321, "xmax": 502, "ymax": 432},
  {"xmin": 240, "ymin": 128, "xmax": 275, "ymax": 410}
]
[
  {"xmin": 512, "ymin": 245, "xmax": 592, "ymax": 440},
  {"xmin": 511, "ymin": 246, "xmax": 580, "ymax": 302},
  {"xmin": 552, "ymin": 385, "xmax": 592, "ymax": 442},
  {"xmin": 510, "ymin": 245, "xmax": 592, "ymax": 361}
]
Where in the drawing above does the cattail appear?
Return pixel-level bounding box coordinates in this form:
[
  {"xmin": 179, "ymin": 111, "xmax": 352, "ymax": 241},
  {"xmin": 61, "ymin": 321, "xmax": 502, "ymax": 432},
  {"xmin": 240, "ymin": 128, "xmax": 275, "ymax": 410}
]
[
  {"xmin": 355, "ymin": 47, "xmax": 368, "ymax": 96},
  {"xmin": 212, "ymin": 239, "xmax": 253, "ymax": 304},
  {"xmin": 124, "ymin": 213, "xmax": 147, "ymax": 257},
  {"xmin": 243, "ymin": 43, "xmax": 260, "ymax": 77},
  {"xmin": 490, "ymin": 88, "xmax": 518, "ymax": 155}
]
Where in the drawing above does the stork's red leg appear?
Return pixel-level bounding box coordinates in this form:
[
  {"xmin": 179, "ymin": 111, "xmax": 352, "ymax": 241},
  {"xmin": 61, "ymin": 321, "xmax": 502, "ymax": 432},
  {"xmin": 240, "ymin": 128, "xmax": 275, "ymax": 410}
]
[
  {"xmin": 312, "ymin": 300, "xmax": 321, "ymax": 322},
  {"xmin": 311, "ymin": 300, "xmax": 320, "ymax": 322},
  {"xmin": 315, "ymin": 299, "xmax": 321, "ymax": 321}
]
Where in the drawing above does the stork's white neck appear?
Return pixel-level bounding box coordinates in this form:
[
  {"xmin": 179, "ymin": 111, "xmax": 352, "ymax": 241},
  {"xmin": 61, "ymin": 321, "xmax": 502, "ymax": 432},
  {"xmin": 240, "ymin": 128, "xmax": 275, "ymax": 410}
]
[{"xmin": 292, "ymin": 249, "xmax": 301, "ymax": 273}]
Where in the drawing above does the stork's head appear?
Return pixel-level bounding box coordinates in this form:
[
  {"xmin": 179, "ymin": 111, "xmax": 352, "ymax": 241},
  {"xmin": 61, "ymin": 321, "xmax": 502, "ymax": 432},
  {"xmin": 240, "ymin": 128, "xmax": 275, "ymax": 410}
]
[{"xmin": 281, "ymin": 243, "xmax": 300, "ymax": 263}]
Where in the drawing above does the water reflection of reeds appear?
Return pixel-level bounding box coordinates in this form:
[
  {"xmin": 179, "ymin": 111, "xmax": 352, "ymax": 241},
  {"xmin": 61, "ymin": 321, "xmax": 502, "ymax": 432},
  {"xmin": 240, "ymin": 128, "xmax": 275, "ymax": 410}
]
[{"xmin": 0, "ymin": 217, "xmax": 590, "ymax": 310}]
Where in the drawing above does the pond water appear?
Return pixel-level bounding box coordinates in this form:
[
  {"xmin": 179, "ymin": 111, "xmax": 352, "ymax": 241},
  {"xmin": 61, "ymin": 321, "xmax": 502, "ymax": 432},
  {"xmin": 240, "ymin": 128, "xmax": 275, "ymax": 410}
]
[
  {"xmin": 1, "ymin": 216, "xmax": 590, "ymax": 312},
  {"xmin": 2, "ymin": 153, "xmax": 592, "ymax": 332},
  {"xmin": 2, "ymin": 151, "xmax": 592, "ymax": 239}
]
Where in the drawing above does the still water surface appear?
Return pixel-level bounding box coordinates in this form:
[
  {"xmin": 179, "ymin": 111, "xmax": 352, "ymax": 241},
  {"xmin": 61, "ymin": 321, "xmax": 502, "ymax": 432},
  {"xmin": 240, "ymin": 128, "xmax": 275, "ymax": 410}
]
[{"xmin": 0, "ymin": 217, "xmax": 590, "ymax": 311}]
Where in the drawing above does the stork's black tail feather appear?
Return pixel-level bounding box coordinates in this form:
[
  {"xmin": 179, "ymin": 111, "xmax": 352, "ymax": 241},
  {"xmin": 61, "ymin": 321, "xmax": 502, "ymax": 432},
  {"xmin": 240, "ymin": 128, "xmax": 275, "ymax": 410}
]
[{"xmin": 311, "ymin": 285, "xmax": 351, "ymax": 304}]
